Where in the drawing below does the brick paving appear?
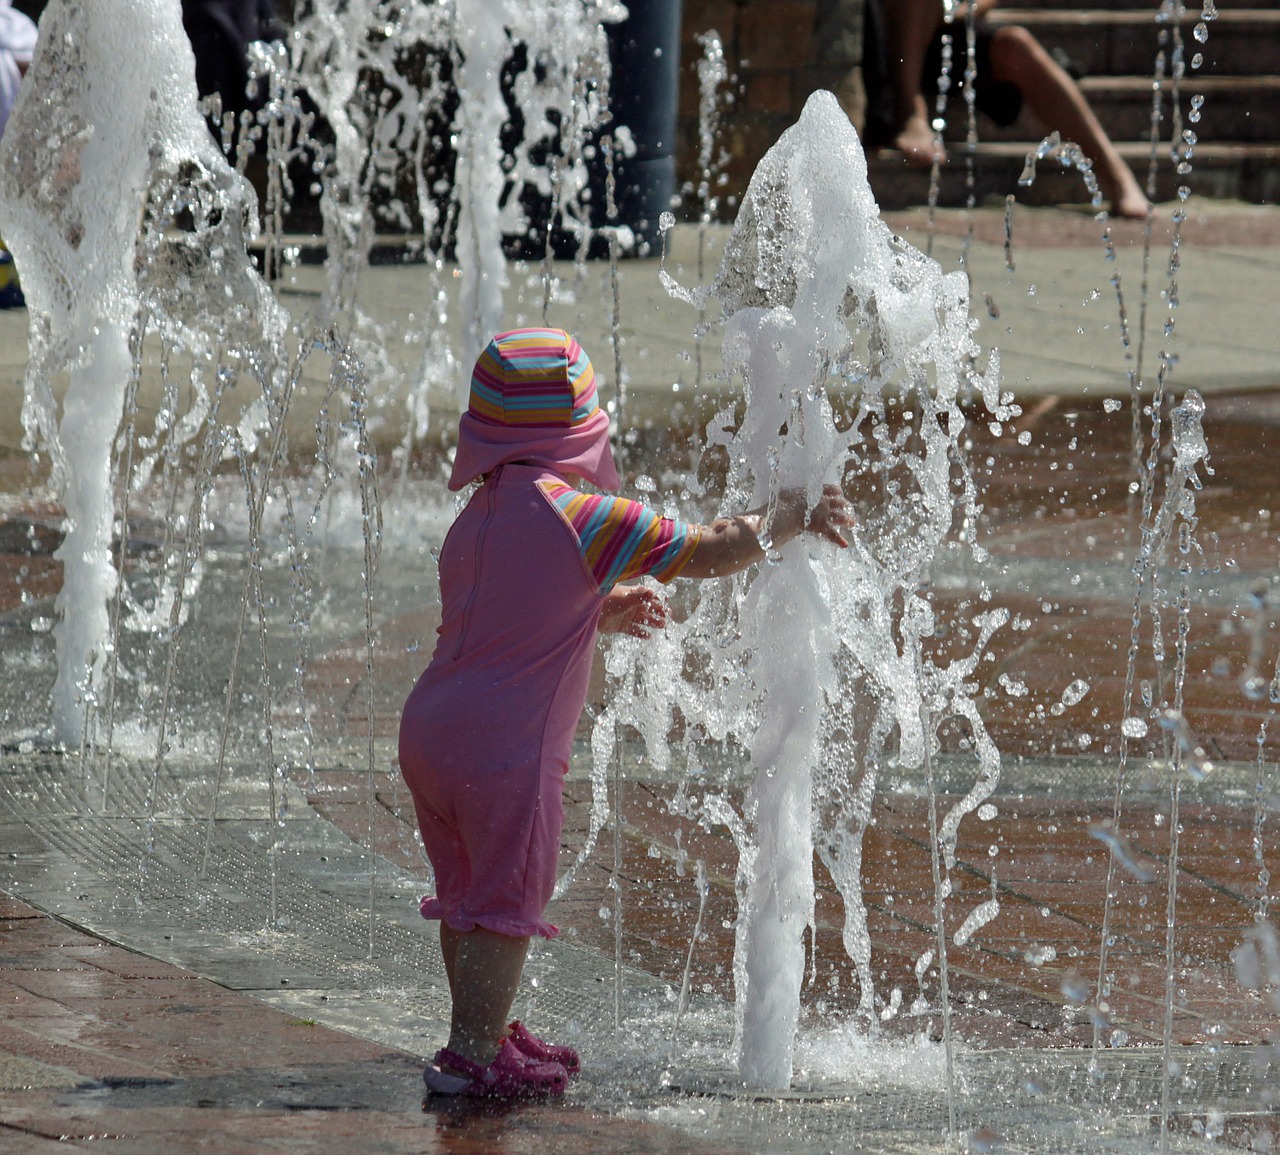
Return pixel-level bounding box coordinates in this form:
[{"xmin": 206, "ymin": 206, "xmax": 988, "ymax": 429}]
[
  {"xmin": 1, "ymin": 208, "xmax": 1278, "ymax": 1149},
  {"xmin": 0, "ymin": 895, "xmax": 747, "ymax": 1154},
  {"xmin": 305, "ymin": 766, "xmax": 1277, "ymax": 1055},
  {"xmin": 4, "ymin": 386, "xmax": 1275, "ymax": 1146},
  {"xmin": 298, "ymin": 386, "xmax": 1280, "ymax": 759},
  {"xmin": 290, "ymin": 385, "xmax": 1279, "ymax": 1081}
]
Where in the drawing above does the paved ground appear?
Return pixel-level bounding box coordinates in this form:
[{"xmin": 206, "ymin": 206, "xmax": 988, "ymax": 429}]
[
  {"xmin": 3, "ymin": 202, "xmax": 1280, "ymax": 465},
  {"xmin": 0, "ymin": 896, "xmax": 743, "ymax": 1155},
  {"xmin": 1, "ymin": 203, "xmax": 1278, "ymax": 1151}
]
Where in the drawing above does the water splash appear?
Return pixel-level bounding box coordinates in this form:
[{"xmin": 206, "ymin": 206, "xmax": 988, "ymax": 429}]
[
  {"xmin": 692, "ymin": 30, "xmax": 728, "ymax": 396},
  {"xmin": 651, "ymin": 91, "xmax": 1004, "ymax": 1096},
  {"xmin": 0, "ymin": 0, "xmax": 287, "ymax": 746},
  {"xmin": 953, "ymin": 896, "xmax": 1000, "ymax": 947}
]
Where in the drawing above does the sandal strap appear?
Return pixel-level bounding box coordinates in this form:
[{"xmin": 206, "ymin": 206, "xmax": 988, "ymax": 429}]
[
  {"xmin": 433, "ymin": 1046, "xmax": 490, "ymax": 1079},
  {"xmin": 508, "ymin": 1020, "xmax": 581, "ymax": 1073}
]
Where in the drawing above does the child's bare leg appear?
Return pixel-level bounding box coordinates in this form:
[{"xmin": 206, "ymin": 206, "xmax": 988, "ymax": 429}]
[
  {"xmin": 989, "ymin": 25, "xmax": 1149, "ymax": 219},
  {"xmin": 885, "ymin": 0, "xmax": 946, "ymax": 165},
  {"xmin": 439, "ymin": 922, "xmax": 460, "ymax": 989},
  {"xmin": 439, "ymin": 925, "xmax": 530, "ymax": 1067}
]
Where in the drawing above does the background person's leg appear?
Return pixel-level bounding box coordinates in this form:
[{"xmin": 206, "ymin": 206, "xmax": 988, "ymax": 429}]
[
  {"xmin": 989, "ymin": 24, "xmax": 1149, "ymax": 218},
  {"xmin": 884, "ymin": 0, "xmax": 946, "ymax": 165}
]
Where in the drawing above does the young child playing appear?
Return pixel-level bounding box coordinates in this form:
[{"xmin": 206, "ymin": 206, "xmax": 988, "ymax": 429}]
[{"xmin": 399, "ymin": 327, "xmax": 852, "ymax": 1098}]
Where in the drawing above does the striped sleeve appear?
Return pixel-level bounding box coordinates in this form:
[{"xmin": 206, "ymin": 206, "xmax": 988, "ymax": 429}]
[{"xmin": 538, "ymin": 479, "xmax": 701, "ymax": 593}]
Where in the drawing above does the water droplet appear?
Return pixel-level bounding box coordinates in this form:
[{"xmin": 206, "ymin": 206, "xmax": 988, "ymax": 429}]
[
  {"xmin": 1121, "ymin": 717, "xmax": 1148, "ymax": 739},
  {"xmin": 1061, "ymin": 972, "xmax": 1089, "ymax": 1002},
  {"xmin": 1060, "ymin": 678, "xmax": 1090, "ymax": 707}
]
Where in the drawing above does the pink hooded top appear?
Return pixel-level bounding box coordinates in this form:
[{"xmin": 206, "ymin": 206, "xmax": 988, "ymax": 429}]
[{"xmin": 398, "ymin": 329, "xmax": 698, "ymax": 938}]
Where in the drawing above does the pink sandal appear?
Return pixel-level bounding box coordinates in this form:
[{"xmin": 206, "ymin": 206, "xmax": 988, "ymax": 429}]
[
  {"xmin": 507, "ymin": 1020, "xmax": 581, "ymax": 1077},
  {"xmin": 422, "ymin": 1037, "xmax": 568, "ymax": 1098}
]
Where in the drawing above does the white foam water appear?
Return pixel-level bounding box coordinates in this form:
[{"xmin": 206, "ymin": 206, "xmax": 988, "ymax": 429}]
[
  {"xmin": 637, "ymin": 91, "xmax": 1007, "ymax": 1088},
  {"xmin": 0, "ymin": 0, "xmax": 287, "ymax": 746}
]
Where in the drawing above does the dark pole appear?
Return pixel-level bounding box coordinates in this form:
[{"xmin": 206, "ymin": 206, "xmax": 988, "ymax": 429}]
[{"xmin": 604, "ymin": 0, "xmax": 682, "ymax": 254}]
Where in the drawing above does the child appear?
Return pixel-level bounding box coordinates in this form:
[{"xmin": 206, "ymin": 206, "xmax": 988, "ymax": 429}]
[{"xmin": 399, "ymin": 328, "xmax": 851, "ymax": 1097}]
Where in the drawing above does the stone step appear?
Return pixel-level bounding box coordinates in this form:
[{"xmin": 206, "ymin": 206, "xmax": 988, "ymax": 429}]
[
  {"xmin": 866, "ymin": 140, "xmax": 1280, "ymax": 210},
  {"xmin": 939, "ymin": 74, "xmax": 1280, "ymax": 144},
  {"xmin": 997, "ymin": 0, "xmax": 1280, "ymax": 11},
  {"xmin": 985, "ymin": 9, "xmax": 1280, "ymax": 77}
]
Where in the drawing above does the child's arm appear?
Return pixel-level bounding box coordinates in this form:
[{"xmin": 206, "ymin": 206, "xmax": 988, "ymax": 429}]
[
  {"xmin": 679, "ymin": 484, "xmax": 852, "ymax": 579},
  {"xmin": 599, "ymin": 584, "xmax": 669, "ymax": 637}
]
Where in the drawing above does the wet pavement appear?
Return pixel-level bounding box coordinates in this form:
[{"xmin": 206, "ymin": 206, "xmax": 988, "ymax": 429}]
[
  {"xmin": 0, "ymin": 896, "xmax": 743, "ymax": 1154},
  {"xmin": 1, "ymin": 206, "xmax": 1279, "ymax": 1151}
]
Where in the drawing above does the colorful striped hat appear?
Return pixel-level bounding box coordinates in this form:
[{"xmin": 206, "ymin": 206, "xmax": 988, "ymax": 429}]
[
  {"xmin": 468, "ymin": 328, "xmax": 599, "ymax": 428},
  {"xmin": 449, "ymin": 328, "xmax": 620, "ymax": 491}
]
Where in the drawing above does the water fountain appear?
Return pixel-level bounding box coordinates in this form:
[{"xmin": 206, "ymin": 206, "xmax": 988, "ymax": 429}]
[
  {"xmin": 0, "ymin": 0, "xmax": 1274, "ymax": 1149},
  {"xmin": 641, "ymin": 88, "xmax": 1009, "ymax": 1090}
]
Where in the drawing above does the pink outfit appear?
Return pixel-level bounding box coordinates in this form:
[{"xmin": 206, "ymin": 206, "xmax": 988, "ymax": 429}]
[
  {"xmin": 399, "ymin": 463, "xmax": 695, "ymax": 937},
  {"xmin": 449, "ymin": 408, "xmax": 619, "ymax": 494}
]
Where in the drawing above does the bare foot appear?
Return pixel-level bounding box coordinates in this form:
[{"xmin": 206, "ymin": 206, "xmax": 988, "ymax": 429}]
[
  {"xmin": 1109, "ymin": 186, "xmax": 1150, "ymax": 220},
  {"xmin": 1102, "ymin": 170, "xmax": 1150, "ymax": 220},
  {"xmin": 894, "ymin": 98, "xmax": 945, "ymax": 167}
]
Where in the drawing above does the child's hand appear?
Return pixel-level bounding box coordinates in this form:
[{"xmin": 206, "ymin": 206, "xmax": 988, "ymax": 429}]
[
  {"xmin": 682, "ymin": 484, "xmax": 856, "ymax": 579},
  {"xmin": 804, "ymin": 484, "xmax": 855, "ymax": 549},
  {"xmin": 599, "ymin": 584, "xmax": 668, "ymax": 638}
]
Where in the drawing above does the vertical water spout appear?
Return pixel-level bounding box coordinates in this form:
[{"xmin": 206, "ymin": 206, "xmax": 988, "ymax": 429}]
[
  {"xmin": 0, "ymin": 0, "xmax": 268, "ymax": 746},
  {"xmin": 651, "ymin": 91, "xmax": 1002, "ymax": 1090},
  {"xmin": 735, "ymin": 543, "xmax": 823, "ymax": 1088}
]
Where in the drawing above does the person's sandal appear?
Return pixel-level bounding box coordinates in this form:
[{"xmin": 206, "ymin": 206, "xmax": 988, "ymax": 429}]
[
  {"xmin": 507, "ymin": 1020, "xmax": 581, "ymax": 1077},
  {"xmin": 423, "ymin": 1037, "xmax": 568, "ymax": 1097}
]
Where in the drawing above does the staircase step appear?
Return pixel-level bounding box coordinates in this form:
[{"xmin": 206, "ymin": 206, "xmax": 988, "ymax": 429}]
[
  {"xmin": 866, "ymin": 141, "xmax": 1280, "ymax": 210},
  {"xmin": 996, "ymin": 0, "xmax": 1280, "ymax": 12},
  {"xmin": 984, "ymin": 9, "xmax": 1280, "ymax": 77},
  {"xmin": 939, "ymin": 75, "xmax": 1280, "ymax": 144},
  {"xmin": 898, "ymin": 6, "xmax": 1280, "ymax": 206}
]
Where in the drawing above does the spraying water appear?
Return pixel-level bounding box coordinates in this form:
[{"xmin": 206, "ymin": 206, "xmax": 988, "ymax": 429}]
[
  {"xmin": 0, "ymin": 0, "xmax": 624, "ymax": 753},
  {"xmin": 0, "ymin": 0, "xmax": 287, "ymax": 747},
  {"xmin": 1, "ymin": 0, "xmax": 1270, "ymax": 1142},
  {"xmin": 650, "ymin": 90, "xmax": 1007, "ymax": 1089}
]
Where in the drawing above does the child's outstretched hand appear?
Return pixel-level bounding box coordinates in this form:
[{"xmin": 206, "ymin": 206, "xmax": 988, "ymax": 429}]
[
  {"xmin": 803, "ymin": 484, "xmax": 855, "ymax": 549},
  {"xmin": 599, "ymin": 584, "xmax": 668, "ymax": 638},
  {"xmin": 682, "ymin": 483, "xmax": 856, "ymax": 579}
]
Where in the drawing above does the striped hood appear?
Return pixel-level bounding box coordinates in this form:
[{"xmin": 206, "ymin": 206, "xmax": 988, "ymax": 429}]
[{"xmin": 449, "ymin": 328, "xmax": 621, "ymax": 491}]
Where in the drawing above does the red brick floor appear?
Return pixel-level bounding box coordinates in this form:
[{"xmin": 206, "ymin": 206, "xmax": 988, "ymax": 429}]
[
  {"xmin": 303, "ymin": 391, "xmax": 1280, "ymax": 761},
  {"xmin": 2, "ymin": 382, "xmax": 1277, "ymax": 1146},
  {"xmin": 299, "ymin": 391, "xmax": 1280, "ymax": 1061},
  {"xmin": 306, "ymin": 766, "xmax": 1277, "ymax": 1056},
  {"xmin": 0, "ymin": 896, "xmax": 747, "ymax": 1154}
]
